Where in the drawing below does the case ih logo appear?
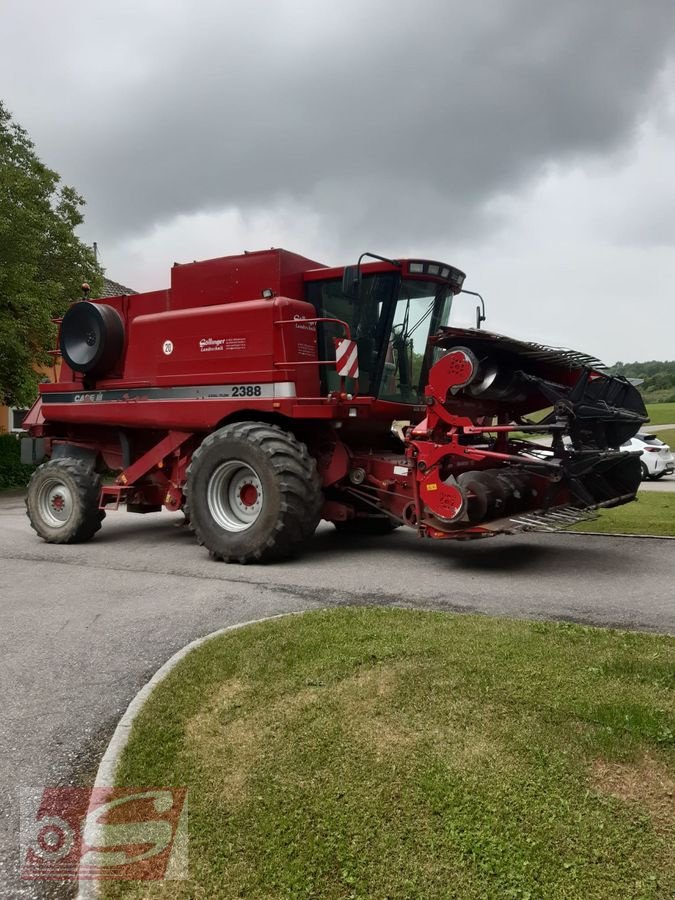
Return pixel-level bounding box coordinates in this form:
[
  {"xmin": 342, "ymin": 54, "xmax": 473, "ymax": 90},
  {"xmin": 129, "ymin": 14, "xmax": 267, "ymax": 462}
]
[
  {"xmin": 20, "ymin": 787, "xmax": 187, "ymax": 881},
  {"xmin": 73, "ymin": 392, "xmax": 104, "ymax": 403}
]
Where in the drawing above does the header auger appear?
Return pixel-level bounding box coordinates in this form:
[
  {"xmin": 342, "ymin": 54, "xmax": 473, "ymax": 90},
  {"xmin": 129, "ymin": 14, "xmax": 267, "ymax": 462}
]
[{"xmin": 22, "ymin": 247, "xmax": 646, "ymax": 563}]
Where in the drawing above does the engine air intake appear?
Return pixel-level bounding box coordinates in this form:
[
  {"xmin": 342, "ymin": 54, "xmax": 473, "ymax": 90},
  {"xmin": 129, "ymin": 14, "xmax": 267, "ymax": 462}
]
[{"xmin": 59, "ymin": 301, "xmax": 125, "ymax": 377}]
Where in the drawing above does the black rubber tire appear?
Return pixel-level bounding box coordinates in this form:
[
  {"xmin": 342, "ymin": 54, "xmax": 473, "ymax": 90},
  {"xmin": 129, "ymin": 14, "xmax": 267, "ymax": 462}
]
[
  {"xmin": 640, "ymin": 462, "xmax": 649, "ymax": 481},
  {"xmin": 334, "ymin": 517, "xmax": 400, "ymax": 535},
  {"xmin": 26, "ymin": 458, "xmax": 105, "ymax": 544},
  {"xmin": 185, "ymin": 422, "xmax": 322, "ymax": 564}
]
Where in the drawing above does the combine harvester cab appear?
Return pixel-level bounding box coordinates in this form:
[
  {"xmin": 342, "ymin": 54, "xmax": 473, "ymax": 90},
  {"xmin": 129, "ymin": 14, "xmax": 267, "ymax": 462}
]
[{"xmin": 21, "ymin": 248, "xmax": 646, "ymax": 562}]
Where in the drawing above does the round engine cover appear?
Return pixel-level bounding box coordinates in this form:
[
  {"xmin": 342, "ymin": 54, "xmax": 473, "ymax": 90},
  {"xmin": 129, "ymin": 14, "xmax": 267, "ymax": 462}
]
[{"xmin": 60, "ymin": 301, "xmax": 125, "ymax": 377}]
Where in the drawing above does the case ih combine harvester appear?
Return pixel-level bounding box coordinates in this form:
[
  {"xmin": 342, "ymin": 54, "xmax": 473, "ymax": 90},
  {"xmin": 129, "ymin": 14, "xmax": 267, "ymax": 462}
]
[{"xmin": 23, "ymin": 248, "xmax": 647, "ymax": 563}]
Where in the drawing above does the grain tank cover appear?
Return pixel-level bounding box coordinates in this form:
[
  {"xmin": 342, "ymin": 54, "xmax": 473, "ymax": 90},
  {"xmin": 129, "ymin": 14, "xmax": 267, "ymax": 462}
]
[{"xmin": 169, "ymin": 248, "xmax": 327, "ymax": 310}]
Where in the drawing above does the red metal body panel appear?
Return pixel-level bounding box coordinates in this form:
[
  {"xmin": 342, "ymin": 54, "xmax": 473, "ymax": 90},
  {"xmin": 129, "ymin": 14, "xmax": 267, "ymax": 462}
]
[
  {"xmin": 303, "ymin": 260, "xmax": 395, "ymax": 283},
  {"xmin": 170, "ymin": 248, "xmax": 325, "ymax": 309},
  {"xmin": 123, "ymin": 297, "xmax": 320, "ymax": 391}
]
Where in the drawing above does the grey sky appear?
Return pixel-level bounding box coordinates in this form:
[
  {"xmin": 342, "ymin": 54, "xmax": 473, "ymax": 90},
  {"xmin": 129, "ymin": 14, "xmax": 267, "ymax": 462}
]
[{"xmin": 3, "ymin": 0, "xmax": 675, "ymax": 362}]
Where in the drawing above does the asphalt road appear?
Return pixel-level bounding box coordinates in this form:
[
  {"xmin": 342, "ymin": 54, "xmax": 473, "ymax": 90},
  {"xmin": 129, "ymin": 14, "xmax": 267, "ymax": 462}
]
[
  {"xmin": 1, "ymin": 493, "xmax": 674, "ymax": 897},
  {"xmin": 644, "ymin": 423, "xmax": 675, "ymax": 433},
  {"xmin": 639, "ymin": 474, "xmax": 675, "ymax": 492}
]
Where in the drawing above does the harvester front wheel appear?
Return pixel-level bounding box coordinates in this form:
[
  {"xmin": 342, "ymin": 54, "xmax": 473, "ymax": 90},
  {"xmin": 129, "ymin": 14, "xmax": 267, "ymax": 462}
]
[
  {"xmin": 185, "ymin": 422, "xmax": 322, "ymax": 564},
  {"xmin": 26, "ymin": 458, "xmax": 105, "ymax": 544}
]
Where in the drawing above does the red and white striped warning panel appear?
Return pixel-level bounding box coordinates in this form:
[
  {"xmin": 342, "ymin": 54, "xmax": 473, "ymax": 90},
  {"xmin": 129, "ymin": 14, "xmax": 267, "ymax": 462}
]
[{"xmin": 335, "ymin": 338, "xmax": 359, "ymax": 378}]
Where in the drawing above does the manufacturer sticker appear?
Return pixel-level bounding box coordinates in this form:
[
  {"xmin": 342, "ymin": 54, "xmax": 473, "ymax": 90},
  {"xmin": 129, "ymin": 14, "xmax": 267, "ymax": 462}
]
[
  {"xmin": 199, "ymin": 337, "xmax": 247, "ymax": 353},
  {"xmin": 292, "ymin": 315, "xmax": 317, "ymax": 332}
]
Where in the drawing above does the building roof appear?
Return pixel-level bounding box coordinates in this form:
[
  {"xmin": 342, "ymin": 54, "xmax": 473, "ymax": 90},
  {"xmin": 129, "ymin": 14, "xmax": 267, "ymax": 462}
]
[{"xmin": 100, "ymin": 276, "xmax": 137, "ymax": 297}]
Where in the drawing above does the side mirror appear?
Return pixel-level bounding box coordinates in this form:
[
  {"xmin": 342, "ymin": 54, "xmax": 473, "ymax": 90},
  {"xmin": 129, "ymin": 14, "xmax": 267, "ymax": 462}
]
[
  {"xmin": 461, "ymin": 289, "xmax": 487, "ymax": 329},
  {"xmin": 342, "ymin": 265, "xmax": 361, "ymax": 299}
]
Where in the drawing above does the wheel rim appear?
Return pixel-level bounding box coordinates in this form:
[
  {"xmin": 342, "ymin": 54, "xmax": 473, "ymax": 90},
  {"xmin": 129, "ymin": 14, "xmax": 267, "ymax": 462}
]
[
  {"xmin": 37, "ymin": 478, "xmax": 74, "ymax": 528},
  {"xmin": 207, "ymin": 460, "xmax": 263, "ymax": 532}
]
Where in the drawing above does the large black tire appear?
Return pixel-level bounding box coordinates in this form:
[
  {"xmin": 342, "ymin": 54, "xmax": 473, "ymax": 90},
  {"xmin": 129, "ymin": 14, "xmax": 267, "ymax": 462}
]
[
  {"xmin": 26, "ymin": 458, "xmax": 105, "ymax": 544},
  {"xmin": 185, "ymin": 422, "xmax": 322, "ymax": 564},
  {"xmin": 640, "ymin": 462, "xmax": 649, "ymax": 481},
  {"xmin": 334, "ymin": 517, "xmax": 400, "ymax": 536}
]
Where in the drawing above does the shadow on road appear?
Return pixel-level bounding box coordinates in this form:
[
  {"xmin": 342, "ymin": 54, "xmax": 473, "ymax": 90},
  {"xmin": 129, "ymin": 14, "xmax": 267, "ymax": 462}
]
[
  {"xmin": 88, "ymin": 511, "xmax": 192, "ymax": 542},
  {"xmin": 48, "ymin": 509, "xmax": 651, "ymax": 580},
  {"xmin": 303, "ymin": 527, "xmax": 637, "ymax": 573}
]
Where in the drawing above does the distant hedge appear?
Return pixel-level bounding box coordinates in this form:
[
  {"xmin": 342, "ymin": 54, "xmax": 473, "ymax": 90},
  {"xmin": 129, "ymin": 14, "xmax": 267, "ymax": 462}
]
[
  {"xmin": 608, "ymin": 360, "xmax": 675, "ymax": 403},
  {"xmin": 0, "ymin": 434, "xmax": 33, "ymax": 489}
]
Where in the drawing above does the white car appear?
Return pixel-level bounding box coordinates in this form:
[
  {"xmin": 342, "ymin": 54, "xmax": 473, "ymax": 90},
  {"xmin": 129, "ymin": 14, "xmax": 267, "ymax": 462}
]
[{"xmin": 622, "ymin": 433, "xmax": 674, "ymax": 481}]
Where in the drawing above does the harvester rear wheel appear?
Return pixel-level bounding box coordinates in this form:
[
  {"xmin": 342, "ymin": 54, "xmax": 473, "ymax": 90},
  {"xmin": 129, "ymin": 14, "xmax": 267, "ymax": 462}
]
[
  {"xmin": 25, "ymin": 458, "xmax": 105, "ymax": 544},
  {"xmin": 185, "ymin": 422, "xmax": 322, "ymax": 564}
]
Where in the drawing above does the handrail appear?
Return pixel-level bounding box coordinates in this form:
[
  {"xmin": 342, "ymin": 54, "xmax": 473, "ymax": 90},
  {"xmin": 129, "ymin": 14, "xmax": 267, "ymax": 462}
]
[{"xmin": 273, "ymin": 315, "xmax": 358, "ymax": 394}]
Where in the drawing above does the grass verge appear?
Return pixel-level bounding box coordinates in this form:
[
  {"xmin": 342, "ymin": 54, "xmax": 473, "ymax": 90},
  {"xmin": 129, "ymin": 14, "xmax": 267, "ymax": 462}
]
[
  {"xmin": 645, "ymin": 403, "xmax": 675, "ymax": 426},
  {"xmin": 106, "ymin": 608, "xmax": 674, "ymax": 899},
  {"xmin": 650, "ymin": 427, "xmax": 675, "ymax": 448},
  {"xmin": 572, "ymin": 492, "xmax": 675, "ymax": 537}
]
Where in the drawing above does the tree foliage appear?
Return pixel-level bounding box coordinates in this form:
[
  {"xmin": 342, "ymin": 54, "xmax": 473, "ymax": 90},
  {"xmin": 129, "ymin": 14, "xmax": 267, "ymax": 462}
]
[
  {"xmin": 608, "ymin": 360, "xmax": 675, "ymax": 403},
  {"xmin": 0, "ymin": 101, "xmax": 103, "ymax": 407}
]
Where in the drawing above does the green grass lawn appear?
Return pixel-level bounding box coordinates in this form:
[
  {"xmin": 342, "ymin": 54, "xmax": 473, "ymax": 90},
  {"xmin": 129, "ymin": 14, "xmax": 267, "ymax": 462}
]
[
  {"xmin": 648, "ymin": 427, "xmax": 675, "ymax": 448},
  {"xmin": 105, "ymin": 608, "xmax": 674, "ymax": 900},
  {"xmin": 572, "ymin": 493, "xmax": 675, "ymax": 537},
  {"xmin": 645, "ymin": 403, "xmax": 675, "ymax": 426}
]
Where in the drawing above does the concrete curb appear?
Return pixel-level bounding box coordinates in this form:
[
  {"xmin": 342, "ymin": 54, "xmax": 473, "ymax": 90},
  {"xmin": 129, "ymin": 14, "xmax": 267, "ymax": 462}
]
[{"xmin": 76, "ymin": 611, "xmax": 296, "ymax": 899}]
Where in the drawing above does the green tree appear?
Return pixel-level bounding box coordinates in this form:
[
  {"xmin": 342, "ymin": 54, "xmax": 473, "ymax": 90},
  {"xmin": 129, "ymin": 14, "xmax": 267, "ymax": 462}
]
[{"xmin": 0, "ymin": 101, "xmax": 102, "ymax": 407}]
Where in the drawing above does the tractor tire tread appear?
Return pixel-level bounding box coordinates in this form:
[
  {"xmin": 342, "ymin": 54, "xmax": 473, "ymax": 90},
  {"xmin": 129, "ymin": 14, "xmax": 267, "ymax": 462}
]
[
  {"xmin": 185, "ymin": 421, "xmax": 322, "ymax": 563},
  {"xmin": 26, "ymin": 458, "xmax": 105, "ymax": 544}
]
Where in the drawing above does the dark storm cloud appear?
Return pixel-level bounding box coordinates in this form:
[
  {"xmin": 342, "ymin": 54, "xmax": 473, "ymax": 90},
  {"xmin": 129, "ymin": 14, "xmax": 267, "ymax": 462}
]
[{"xmin": 4, "ymin": 0, "xmax": 675, "ymax": 244}]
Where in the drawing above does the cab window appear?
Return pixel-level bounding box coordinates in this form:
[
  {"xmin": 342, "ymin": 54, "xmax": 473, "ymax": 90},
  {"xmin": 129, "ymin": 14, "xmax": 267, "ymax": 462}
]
[{"xmin": 306, "ymin": 274, "xmax": 397, "ymax": 394}]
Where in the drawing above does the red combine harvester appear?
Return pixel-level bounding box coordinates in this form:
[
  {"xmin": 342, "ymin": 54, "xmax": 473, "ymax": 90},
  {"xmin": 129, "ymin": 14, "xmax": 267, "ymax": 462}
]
[{"xmin": 22, "ymin": 248, "xmax": 646, "ymax": 563}]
